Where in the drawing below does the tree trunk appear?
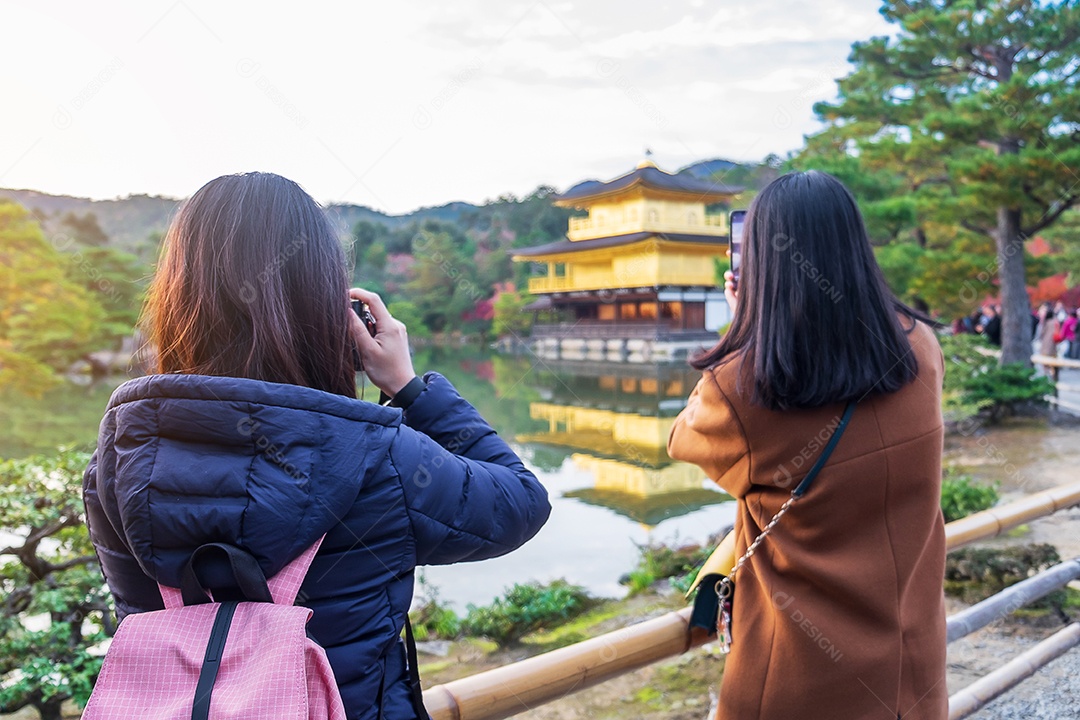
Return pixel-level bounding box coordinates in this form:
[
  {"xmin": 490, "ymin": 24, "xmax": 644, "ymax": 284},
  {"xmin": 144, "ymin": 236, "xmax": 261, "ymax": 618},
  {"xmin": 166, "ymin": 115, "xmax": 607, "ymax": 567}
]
[
  {"xmin": 995, "ymin": 204, "xmax": 1031, "ymax": 365},
  {"xmin": 991, "ymin": 54, "xmax": 1031, "ymax": 366},
  {"xmin": 35, "ymin": 697, "xmax": 65, "ymax": 720}
]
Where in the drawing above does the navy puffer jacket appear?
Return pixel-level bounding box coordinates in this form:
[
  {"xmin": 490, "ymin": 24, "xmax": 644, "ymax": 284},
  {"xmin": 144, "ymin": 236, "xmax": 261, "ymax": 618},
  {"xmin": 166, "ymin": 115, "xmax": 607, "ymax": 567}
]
[{"xmin": 83, "ymin": 372, "xmax": 550, "ymax": 719}]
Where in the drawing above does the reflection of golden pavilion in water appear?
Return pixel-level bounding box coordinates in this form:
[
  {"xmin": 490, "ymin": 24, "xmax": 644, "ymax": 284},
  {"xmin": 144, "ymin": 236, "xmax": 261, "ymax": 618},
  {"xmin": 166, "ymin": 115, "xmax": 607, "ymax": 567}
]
[{"xmin": 516, "ymin": 363, "xmax": 729, "ymax": 526}]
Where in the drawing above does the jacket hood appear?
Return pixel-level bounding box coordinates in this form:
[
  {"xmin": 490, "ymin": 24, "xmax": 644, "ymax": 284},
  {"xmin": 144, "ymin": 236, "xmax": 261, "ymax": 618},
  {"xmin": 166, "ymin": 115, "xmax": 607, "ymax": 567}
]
[{"xmin": 90, "ymin": 373, "xmax": 402, "ymax": 587}]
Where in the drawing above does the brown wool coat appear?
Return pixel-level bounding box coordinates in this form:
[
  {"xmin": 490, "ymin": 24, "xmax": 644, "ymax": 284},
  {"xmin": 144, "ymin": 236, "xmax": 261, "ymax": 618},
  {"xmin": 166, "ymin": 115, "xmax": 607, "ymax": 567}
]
[{"xmin": 669, "ymin": 320, "xmax": 948, "ymax": 720}]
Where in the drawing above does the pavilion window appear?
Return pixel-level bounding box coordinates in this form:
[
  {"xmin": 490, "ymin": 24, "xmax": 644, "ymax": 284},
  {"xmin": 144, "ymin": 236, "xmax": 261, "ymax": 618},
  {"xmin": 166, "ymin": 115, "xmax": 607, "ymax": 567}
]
[
  {"xmin": 619, "ymin": 303, "xmax": 638, "ymax": 320},
  {"xmin": 639, "ymin": 302, "xmax": 658, "ymax": 320},
  {"xmin": 661, "ymin": 301, "xmax": 683, "ymax": 327},
  {"xmin": 598, "ymin": 304, "xmax": 616, "ymax": 321},
  {"xmin": 664, "ymin": 379, "xmax": 685, "ymax": 396}
]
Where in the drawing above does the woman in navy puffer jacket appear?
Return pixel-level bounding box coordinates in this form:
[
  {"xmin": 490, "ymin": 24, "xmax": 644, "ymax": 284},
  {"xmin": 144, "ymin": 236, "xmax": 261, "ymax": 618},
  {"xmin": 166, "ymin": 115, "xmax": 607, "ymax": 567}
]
[{"xmin": 82, "ymin": 172, "xmax": 551, "ymax": 719}]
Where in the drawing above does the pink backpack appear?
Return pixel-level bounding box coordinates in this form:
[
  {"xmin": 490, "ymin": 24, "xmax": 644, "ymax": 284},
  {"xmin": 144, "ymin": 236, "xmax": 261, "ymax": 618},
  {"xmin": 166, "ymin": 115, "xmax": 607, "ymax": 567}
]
[{"xmin": 84, "ymin": 538, "xmax": 345, "ymax": 720}]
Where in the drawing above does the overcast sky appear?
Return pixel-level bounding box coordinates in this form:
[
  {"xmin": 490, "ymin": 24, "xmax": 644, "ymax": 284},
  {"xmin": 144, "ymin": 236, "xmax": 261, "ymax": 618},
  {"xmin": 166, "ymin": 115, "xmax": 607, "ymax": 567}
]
[{"xmin": 2, "ymin": 1, "xmax": 892, "ymax": 214}]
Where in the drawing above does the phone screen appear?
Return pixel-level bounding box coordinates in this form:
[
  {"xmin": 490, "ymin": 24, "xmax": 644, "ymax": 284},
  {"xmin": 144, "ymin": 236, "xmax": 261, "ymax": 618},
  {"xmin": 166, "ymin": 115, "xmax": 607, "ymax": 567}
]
[{"xmin": 728, "ymin": 210, "xmax": 746, "ymax": 285}]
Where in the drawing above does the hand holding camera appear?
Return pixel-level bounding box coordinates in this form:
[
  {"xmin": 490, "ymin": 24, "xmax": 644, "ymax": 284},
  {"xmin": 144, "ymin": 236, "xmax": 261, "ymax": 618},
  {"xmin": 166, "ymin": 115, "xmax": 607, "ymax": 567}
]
[{"xmin": 348, "ymin": 288, "xmax": 416, "ymax": 398}]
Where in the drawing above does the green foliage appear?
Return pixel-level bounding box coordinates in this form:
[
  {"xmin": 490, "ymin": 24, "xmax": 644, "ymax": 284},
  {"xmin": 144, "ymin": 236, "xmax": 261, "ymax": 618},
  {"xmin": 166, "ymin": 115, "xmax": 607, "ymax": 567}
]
[
  {"xmin": 409, "ymin": 576, "xmax": 461, "ymax": 641},
  {"xmin": 711, "ymin": 256, "xmax": 730, "ymax": 288},
  {"xmin": 0, "ymin": 449, "xmax": 114, "ymax": 719},
  {"xmin": 621, "ymin": 541, "xmax": 714, "ymax": 597},
  {"xmin": 64, "ymin": 245, "xmax": 149, "ymax": 348},
  {"xmin": 909, "ymin": 248, "xmax": 995, "ymax": 321},
  {"xmin": 1040, "ymin": 209, "xmax": 1080, "ymax": 286},
  {"xmin": 0, "ymin": 380, "xmax": 116, "ymax": 459},
  {"xmin": 58, "ymin": 212, "xmax": 109, "ymax": 247},
  {"xmin": 961, "ymin": 362, "xmax": 1055, "ymax": 422},
  {"xmin": 0, "ymin": 201, "xmax": 108, "ymax": 393},
  {"xmin": 409, "ymin": 601, "xmax": 461, "ymax": 642},
  {"xmin": 461, "ymin": 580, "xmax": 597, "ymax": 647},
  {"xmin": 874, "ymin": 243, "xmax": 925, "ymax": 302},
  {"xmin": 939, "ymin": 333, "xmax": 1054, "ymax": 422},
  {"xmin": 361, "ymin": 242, "xmax": 388, "ymax": 272},
  {"xmin": 351, "ymin": 220, "xmax": 388, "ymax": 260},
  {"xmin": 940, "ymin": 470, "xmax": 999, "ymax": 523},
  {"xmin": 492, "ymin": 288, "xmax": 533, "ymax": 338},
  {"xmin": 945, "ymin": 543, "xmax": 1062, "ymax": 604},
  {"xmin": 802, "ymin": 0, "xmax": 1080, "ymax": 362},
  {"xmin": 405, "ymin": 225, "xmax": 479, "ymax": 334},
  {"xmin": 387, "ymin": 300, "xmax": 431, "ymax": 340}
]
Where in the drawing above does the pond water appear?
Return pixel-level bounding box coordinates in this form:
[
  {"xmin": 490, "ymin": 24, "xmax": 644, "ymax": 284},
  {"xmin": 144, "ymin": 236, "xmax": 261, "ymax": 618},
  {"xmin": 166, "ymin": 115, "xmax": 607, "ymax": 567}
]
[
  {"xmin": 1, "ymin": 349, "xmax": 735, "ymax": 610},
  {"xmin": 15, "ymin": 351, "xmax": 1074, "ymax": 611}
]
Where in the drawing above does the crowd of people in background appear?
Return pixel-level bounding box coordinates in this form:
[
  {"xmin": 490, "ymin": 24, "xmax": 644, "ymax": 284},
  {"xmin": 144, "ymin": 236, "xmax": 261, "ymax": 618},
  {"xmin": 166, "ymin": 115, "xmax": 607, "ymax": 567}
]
[{"xmin": 953, "ymin": 300, "xmax": 1080, "ymax": 361}]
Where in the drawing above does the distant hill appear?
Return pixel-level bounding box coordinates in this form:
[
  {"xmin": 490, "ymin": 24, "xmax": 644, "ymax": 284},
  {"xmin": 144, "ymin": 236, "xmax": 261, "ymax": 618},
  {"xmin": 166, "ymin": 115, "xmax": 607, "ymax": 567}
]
[
  {"xmin": 0, "ymin": 159, "xmax": 772, "ymax": 252},
  {"xmin": 324, "ymin": 201, "xmax": 476, "ymax": 234},
  {"xmin": 0, "ymin": 189, "xmax": 179, "ymax": 253},
  {"xmin": 0, "ymin": 187, "xmax": 482, "ymax": 253},
  {"xmin": 678, "ymin": 158, "xmax": 743, "ymax": 180}
]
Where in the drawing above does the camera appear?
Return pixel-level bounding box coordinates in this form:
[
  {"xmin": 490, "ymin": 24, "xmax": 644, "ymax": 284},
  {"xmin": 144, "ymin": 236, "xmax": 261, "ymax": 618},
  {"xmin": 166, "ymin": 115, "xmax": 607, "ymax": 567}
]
[{"xmin": 351, "ymin": 299, "xmax": 378, "ymax": 337}]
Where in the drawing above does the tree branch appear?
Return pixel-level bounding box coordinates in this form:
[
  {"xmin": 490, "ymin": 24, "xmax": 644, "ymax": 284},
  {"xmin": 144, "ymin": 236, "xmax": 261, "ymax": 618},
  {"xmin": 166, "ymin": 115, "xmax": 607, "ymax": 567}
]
[
  {"xmin": 1023, "ymin": 196, "xmax": 1080, "ymax": 236},
  {"xmin": 0, "ymin": 693, "xmax": 36, "ymax": 715},
  {"xmin": 913, "ymin": 175, "xmax": 951, "ymax": 190},
  {"xmin": 961, "ymin": 219, "xmax": 994, "ymax": 236},
  {"xmin": 44, "ymin": 555, "xmax": 98, "ymax": 574}
]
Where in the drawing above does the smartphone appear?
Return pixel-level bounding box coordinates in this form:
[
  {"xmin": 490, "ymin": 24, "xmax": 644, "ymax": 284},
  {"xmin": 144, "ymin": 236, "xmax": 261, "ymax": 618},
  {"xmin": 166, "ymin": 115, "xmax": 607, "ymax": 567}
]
[
  {"xmin": 351, "ymin": 299, "xmax": 378, "ymax": 337},
  {"xmin": 728, "ymin": 210, "xmax": 746, "ymax": 287}
]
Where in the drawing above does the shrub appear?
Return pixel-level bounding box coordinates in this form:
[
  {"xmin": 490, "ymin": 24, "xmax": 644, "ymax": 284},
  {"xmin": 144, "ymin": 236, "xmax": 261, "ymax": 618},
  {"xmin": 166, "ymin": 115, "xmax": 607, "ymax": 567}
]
[
  {"xmin": 960, "ymin": 363, "xmax": 1054, "ymax": 422},
  {"xmin": 0, "ymin": 449, "xmax": 114, "ymax": 720},
  {"xmin": 940, "ymin": 471, "xmax": 999, "ymax": 523},
  {"xmin": 621, "ymin": 541, "xmax": 714, "ymax": 596},
  {"xmin": 939, "ymin": 334, "xmax": 1054, "ymax": 423},
  {"xmin": 408, "ymin": 575, "xmax": 461, "ymax": 641},
  {"xmin": 409, "ymin": 600, "xmax": 461, "ymax": 642},
  {"xmin": 945, "ymin": 544, "xmax": 1063, "ymax": 604},
  {"xmin": 461, "ymin": 580, "xmax": 597, "ymax": 646}
]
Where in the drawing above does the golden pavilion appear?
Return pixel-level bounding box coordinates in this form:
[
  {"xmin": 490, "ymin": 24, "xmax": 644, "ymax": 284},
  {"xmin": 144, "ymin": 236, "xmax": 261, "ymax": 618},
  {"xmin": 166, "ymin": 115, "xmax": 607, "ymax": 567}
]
[{"xmin": 512, "ymin": 161, "xmax": 742, "ymax": 362}]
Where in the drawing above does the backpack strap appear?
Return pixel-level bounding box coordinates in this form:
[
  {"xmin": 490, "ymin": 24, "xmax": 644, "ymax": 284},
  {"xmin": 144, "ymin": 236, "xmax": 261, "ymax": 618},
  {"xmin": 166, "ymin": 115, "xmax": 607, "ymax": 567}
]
[
  {"xmin": 267, "ymin": 534, "xmax": 325, "ymax": 605},
  {"xmin": 180, "ymin": 544, "xmax": 274, "ymax": 606},
  {"xmin": 404, "ymin": 617, "xmax": 429, "ymax": 719},
  {"xmin": 158, "ymin": 535, "xmax": 326, "ymax": 609}
]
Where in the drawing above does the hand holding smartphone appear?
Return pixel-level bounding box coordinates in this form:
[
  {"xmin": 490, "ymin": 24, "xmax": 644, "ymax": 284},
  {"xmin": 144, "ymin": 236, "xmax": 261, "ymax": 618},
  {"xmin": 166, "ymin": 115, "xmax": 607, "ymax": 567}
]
[{"xmin": 728, "ymin": 210, "xmax": 746, "ymax": 289}]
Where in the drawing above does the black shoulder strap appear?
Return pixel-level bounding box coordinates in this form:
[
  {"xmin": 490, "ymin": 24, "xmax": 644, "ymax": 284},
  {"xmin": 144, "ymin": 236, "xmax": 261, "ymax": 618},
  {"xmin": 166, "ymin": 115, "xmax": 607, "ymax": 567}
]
[
  {"xmin": 191, "ymin": 601, "xmax": 238, "ymax": 720},
  {"xmin": 792, "ymin": 400, "xmax": 857, "ymax": 499},
  {"xmin": 180, "ymin": 543, "xmax": 274, "ymax": 606},
  {"xmin": 404, "ymin": 617, "xmax": 429, "ymax": 719}
]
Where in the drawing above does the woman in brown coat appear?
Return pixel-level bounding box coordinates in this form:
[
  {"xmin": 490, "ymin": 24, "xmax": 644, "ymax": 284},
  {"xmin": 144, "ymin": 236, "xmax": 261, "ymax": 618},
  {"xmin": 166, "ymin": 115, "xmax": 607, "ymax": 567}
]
[{"xmin": 669, "ymin": 171, "xmax": 947, "ymax": 719}]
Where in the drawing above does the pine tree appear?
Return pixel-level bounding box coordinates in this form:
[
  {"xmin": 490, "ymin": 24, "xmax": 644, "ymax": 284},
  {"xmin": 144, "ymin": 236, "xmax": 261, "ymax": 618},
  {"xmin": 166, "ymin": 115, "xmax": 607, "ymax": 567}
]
[{"xmin": 811, "ymin": 0, "xmax": 1080, "ymax": 364}]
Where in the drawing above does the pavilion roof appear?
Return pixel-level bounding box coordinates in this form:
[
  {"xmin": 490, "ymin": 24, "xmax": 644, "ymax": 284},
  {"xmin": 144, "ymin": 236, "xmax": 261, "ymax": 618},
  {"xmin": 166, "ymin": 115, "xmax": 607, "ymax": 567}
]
[
  {"xmin": 554, "ymin": 163, "xmax": 742, "ymax": 206},
  {"xmin": 511, "ymin": 231, "xmax": 724, "ymax": 258}
]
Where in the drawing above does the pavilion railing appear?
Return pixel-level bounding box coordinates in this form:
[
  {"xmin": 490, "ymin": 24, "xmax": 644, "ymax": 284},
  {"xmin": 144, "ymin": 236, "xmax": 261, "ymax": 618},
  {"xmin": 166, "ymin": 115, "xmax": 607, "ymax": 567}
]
[
  {"xmin": 421, "ymin": 480, "xmax": 1080, "ymax": 720},
  {"xmin": 528, "ymin": 321, "xmax": 711, "ymax": 341}
]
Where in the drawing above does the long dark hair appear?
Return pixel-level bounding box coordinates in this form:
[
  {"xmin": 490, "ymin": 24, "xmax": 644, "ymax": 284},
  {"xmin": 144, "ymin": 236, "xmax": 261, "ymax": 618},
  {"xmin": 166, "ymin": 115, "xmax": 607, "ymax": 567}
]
[
  {"xmin": 146, "ymin": 172, "xmax": 357, "ymax": 397},
  {"xmin": 691, "ymin": 170, "xmax": 930, "ymax": 410}
]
